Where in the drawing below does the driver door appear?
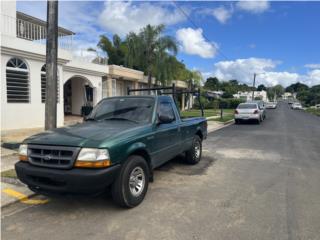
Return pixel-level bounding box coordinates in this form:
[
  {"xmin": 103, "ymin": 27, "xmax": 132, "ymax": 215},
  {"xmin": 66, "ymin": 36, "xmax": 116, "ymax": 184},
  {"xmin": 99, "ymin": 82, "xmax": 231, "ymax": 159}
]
[{"xmin": 152, "ymin": 101, "xmax": 181, "ymax": 167}]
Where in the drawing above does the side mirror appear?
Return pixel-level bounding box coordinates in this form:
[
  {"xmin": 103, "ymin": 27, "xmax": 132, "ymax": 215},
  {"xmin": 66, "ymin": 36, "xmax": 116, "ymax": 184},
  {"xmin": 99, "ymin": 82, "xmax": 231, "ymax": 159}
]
[{"xmin": 157, "ymin": 113, "xmax": 174, "ymax": 124}]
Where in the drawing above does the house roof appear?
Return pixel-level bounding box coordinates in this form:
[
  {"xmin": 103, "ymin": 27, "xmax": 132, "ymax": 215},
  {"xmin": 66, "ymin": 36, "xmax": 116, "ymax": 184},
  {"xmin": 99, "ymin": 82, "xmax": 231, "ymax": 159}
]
[{"xmin": 17, "ymin": 11, "xmax": 75, "ymax": 36}]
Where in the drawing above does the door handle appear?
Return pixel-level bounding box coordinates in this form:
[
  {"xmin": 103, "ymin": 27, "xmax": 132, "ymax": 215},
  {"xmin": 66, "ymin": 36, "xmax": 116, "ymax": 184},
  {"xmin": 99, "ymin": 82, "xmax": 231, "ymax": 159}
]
[{"xmin": 147, "ymin": 136, "xmax": 155, "ymax": 140}]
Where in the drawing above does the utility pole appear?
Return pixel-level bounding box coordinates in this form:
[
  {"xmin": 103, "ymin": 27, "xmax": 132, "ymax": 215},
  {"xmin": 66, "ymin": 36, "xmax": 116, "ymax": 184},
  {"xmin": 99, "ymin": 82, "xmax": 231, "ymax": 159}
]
[
  {"xmin": 252, "ymin": 73, "xmax": 257, "ymax": 100},
  {"xmin": 45, "ymin": 0, "xmax": 58, "ymax": 130}
]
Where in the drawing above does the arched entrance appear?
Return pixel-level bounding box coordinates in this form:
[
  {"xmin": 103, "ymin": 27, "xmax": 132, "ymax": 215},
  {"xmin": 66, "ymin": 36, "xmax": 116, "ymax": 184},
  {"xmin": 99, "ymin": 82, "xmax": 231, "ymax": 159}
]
[{"xmin": 63, "ymin": 76, "xmax": 94, "ymax": 117}]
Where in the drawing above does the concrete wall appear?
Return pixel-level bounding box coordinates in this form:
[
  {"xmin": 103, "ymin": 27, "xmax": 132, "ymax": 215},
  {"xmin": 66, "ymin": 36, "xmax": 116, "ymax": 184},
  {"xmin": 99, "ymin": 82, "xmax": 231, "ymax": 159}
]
[
  {"xmin": 1, "ymin": 1, "xmax": 17, "ymax": 37},
  {"xmin": 1, "ymin": 54, "xmax": 64, "ymax": 130}
]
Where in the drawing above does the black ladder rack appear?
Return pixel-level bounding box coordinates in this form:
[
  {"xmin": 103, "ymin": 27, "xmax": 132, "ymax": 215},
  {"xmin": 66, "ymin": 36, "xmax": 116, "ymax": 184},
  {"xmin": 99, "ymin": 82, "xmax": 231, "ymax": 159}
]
[{"xmin": 127, "ymin": 83, "xmax": 204, "ymax": 117}]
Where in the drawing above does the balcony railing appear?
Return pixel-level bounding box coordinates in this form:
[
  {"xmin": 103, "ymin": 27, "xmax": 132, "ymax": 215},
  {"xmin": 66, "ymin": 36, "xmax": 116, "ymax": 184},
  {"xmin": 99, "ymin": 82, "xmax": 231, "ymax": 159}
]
[
  {"xmin": 1, "ymin": 14, "xmax": 108, "ymax": 65},
  {"xmin": 1, "ymin": 14, "xmax": 73, "ymax": 50}
]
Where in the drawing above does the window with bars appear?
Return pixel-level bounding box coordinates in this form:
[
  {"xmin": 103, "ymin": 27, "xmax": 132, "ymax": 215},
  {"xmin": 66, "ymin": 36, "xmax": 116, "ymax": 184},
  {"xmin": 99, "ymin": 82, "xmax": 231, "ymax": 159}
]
[
  {"xmin": 6, "ymin": 58, "xmax": 30, "ymax": 103},
  {"xmin": 41, "ymin": 64, "xmax": 59, "ymax": 103}
]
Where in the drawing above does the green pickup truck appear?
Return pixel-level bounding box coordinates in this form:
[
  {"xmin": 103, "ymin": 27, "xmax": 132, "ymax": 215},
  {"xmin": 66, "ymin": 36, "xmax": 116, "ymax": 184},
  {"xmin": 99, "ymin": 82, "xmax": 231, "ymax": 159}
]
[{"xmin": 15, "ymin": 95, "xmax": 207, "ymax": 207}]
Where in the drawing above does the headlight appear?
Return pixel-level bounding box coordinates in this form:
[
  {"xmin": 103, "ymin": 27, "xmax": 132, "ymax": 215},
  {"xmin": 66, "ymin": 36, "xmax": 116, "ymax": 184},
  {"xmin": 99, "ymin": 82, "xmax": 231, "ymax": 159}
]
[
  {"xmin": 18, "ymin": 144, "xmax": 28, "ymax": 161},
  {"xmin": 75, "ymin": 148, "xmax": 111, "ymax": 168}
]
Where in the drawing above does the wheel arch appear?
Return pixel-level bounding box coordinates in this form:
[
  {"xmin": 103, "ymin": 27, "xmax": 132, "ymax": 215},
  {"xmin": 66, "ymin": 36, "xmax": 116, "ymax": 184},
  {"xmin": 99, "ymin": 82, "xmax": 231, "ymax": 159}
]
[
  {"xmin": 126, "ymin": 143, "xmax": 153, "ymax": 173},
  {"xmin": 195, "ymin": 129, "xmax": 203, "ymax": 140}
]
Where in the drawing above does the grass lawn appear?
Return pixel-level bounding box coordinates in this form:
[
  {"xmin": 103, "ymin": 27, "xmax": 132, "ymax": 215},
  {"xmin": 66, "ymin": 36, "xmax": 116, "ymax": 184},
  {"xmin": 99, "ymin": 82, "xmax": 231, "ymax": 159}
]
[
  {"xmin": 305, "ymin": 108, "xmax": 320, "ymax": 116},
  {"xmin": 211, "ymin": 114, "xmax": 235, "ymax": 123},
  {"xmin": 1, "ymin": 169, "xmax": 17, "ymax": 178},
  {"xmin": 180, "ymin": 109, "xmax": 234, "ymax": 118}
]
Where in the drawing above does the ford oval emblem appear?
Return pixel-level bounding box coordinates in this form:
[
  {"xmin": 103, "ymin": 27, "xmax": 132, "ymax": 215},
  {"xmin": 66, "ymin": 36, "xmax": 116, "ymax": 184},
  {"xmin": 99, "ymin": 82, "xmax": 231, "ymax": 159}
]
[{"xmin": 44, "ymin": 155, "xmax": 52, "ymax": 161}]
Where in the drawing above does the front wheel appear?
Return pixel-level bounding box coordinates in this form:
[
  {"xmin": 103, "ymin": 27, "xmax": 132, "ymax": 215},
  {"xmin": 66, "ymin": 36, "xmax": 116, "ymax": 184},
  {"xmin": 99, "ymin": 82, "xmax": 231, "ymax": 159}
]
[
  {"xmin": 185, "ymin": 135, "xmax": 202, "ymax": 164},
  {"xmin": 111, "ymin": 155, "xmax": 149, "ymax": 208}
]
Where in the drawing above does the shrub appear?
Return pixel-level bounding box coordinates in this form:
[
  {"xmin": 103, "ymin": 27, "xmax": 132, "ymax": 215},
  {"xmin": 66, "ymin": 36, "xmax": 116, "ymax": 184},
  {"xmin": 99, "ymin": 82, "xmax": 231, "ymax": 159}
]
[{"xmin": 193, "ymin": 97, "xmax": 244, "ymax": 109}]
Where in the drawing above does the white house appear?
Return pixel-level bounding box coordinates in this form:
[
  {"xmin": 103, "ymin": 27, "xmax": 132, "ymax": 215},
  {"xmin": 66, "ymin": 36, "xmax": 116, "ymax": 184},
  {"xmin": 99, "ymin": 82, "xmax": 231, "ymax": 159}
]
[
  {"xmin": 0, "ymin": 1, "xmax": 191, "ymax": 131},
  {"xmin": 206, "ymin": 90, "xmax": 224, "ymax": 99},
  {"xmin": 282, "ymin": 92, "xmax": 296, "ymax": 100},
  {"xmin": 1, "ymin": 1, "xmax": 109, "ymax": 130},
  {"xmin": 233, "ymin": 90, "xmax": 268, "ymax": 101}
]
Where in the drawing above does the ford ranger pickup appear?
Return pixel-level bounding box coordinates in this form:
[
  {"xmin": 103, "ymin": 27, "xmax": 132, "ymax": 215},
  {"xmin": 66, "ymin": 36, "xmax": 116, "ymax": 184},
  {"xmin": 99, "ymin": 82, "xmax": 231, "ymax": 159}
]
[{"xmin": 15, "ymin": 95, "xmax": 207, "ymax": 208}]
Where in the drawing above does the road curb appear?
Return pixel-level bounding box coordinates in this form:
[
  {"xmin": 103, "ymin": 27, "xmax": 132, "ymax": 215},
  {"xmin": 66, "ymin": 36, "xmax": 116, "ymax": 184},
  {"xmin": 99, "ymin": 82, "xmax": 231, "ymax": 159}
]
[
  {"xmin": 1, "ymin": 191, "xmax": 37, "ymax": 209},
  {"xmin": 224, "ymin": 119, "xmax": 235, "ymax": 125},
  {"xmin": 1, "ymin": 177, "xmax": 38, "ymax": 209},
  {"xmin": 207, "ymin": 121, "xmax": 234, "ymax": 134}
]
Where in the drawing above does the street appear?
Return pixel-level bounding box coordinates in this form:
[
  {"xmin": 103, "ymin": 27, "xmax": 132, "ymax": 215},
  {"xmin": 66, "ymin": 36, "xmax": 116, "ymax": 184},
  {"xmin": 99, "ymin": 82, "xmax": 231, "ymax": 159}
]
[{"xmin": 2, "ymin": 101, "xmax": 320, "ymax": 240}]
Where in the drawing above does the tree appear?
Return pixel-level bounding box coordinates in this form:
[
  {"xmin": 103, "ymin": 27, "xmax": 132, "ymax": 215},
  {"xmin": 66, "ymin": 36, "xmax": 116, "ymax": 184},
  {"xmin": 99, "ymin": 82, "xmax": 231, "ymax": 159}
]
[
  {"xmin": 95, "ymin": 24, "xmax": 202, "ymax": 86},
  {"xmin": 273, "ymin": 84, "xmax": 285, "ymax": 98},
  {"xmin": 257, "ymin": 84, "xmax": 267, "ymax": 91},
  {"xmin": 285, "ymin": 82, "xmax": 309, "ymax": 93},
  {"xmin": 138, "ymin": 24, "xmax": 177, "ymax": 88},
  {"xmin": 296, "ymin": 84, "xmax": 320, "ymax": 106},
  {"xmin": 97, "ymin": 35, "xmax": 127, "ymax": 65},
  {"xmin": 267, "ymin": 88, "xmax": 275, "ymax": 101},
  {"xmin": 204, "ymin": 77, "xmax": 220, "ymax": 90}
]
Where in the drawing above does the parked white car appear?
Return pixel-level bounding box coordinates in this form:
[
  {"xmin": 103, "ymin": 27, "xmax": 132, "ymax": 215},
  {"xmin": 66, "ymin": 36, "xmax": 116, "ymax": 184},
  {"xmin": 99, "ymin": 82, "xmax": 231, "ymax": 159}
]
[
  {"xmin": 291, "ymin": 102, "xmax": 303, "ymax": 110},
  {"xmin": 266, "ymin": 102, "xmax": 277, "ymax": 109},
  {"xmin": 235, "ymin": 102, "xmax": 265, "ymax": 124}
]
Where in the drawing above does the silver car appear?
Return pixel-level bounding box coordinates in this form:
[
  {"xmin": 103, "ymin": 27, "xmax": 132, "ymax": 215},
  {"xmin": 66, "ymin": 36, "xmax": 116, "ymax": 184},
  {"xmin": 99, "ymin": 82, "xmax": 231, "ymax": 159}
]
[
  {"xmin": 291, "ymin": 102, "xmax": 303, "ymax": 110},
  {"xmin": 235, "ymin": 102, "xmax": 265, "ymax": 124},
  {"xmin": 265, "ymin": 101, "xmax": 277, "ymax": 109}
]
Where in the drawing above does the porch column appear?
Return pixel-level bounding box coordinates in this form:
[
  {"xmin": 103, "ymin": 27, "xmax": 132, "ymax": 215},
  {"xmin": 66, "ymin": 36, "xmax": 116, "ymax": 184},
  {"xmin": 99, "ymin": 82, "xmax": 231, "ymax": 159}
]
[
  {"xmin": 105, "ymin": 77, "xmax": 113, "ymax": 97},
  {"xmin": 181, "ymin": 93, "xmax": 185, "ymax": 111},
  {"xmin": 134, "ymin": 81, "xmax": 139, "ymax": 95}
]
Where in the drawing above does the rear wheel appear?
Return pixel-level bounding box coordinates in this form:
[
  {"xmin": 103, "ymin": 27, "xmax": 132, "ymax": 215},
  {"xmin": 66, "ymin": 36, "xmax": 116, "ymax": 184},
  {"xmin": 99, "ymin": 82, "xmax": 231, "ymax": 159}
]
[
  {"xmin": 257, "ymin": 117, "xmax": 262, "ymax": 124},
  {"xmin": 111, "ymin": 155, "xmax": 149, "ymax": 208},
  {"xmin": 185, "ymin": 135, "xmax": 202, "ymax": 164}
]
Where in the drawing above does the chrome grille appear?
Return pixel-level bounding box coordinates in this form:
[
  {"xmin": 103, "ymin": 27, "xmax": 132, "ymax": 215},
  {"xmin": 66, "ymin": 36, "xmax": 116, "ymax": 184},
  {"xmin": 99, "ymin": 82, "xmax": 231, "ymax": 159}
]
[{"xmin": 28, "ymin": 145, "xmax": 80, "ymax": 169}]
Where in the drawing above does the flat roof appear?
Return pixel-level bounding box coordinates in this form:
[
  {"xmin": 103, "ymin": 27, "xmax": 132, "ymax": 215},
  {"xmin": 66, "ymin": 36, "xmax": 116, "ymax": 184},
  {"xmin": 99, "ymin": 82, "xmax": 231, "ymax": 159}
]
[{"xmin": 17, "ymin": 11, "xmax": 75, "ymax": 36}]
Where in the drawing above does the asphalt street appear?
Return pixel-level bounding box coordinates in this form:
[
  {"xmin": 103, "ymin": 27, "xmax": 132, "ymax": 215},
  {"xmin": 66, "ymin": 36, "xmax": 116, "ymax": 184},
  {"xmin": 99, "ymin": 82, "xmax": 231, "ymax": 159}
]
[{"xmin": 2, "ymin": 101, "xmax": 320, "ymax": 240}]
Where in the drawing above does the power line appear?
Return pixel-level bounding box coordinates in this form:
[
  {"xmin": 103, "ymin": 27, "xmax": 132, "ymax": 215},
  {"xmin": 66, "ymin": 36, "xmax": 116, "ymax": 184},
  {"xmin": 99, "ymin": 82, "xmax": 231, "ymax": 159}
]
[
  {"xmin": 172, "ymin": 0, "xmax": 230, "ymax": 61},
  {"xmin": 172, "ymin": 0, "xmax": 261, "ymax": 89}
]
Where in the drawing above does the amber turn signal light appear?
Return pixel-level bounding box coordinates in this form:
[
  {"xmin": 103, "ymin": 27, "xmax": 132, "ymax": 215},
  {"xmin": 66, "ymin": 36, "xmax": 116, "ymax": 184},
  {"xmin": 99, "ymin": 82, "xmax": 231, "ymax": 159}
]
[
  {"xmin": 19, "ymin": 155, "xmax": 28, "ymax": 161},
  {"xmin": 74, "ymin": 159, "xmax": 111, "ymax": 168}
]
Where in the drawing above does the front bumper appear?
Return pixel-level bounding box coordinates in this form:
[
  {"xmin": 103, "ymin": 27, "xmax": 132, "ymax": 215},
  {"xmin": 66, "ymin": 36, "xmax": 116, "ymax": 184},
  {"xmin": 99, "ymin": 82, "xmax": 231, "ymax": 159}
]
[{"xmin": 15, "ymin": 161, "xmax": 121, "ymax": 195}]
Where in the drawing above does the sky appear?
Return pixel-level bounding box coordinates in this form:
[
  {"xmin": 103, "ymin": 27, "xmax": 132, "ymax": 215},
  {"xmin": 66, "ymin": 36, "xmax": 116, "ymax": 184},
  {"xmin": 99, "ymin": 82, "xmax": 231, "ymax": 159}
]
[{"xmin": 17, "ymin": 0, "xmax": 320, "ymax": 87}]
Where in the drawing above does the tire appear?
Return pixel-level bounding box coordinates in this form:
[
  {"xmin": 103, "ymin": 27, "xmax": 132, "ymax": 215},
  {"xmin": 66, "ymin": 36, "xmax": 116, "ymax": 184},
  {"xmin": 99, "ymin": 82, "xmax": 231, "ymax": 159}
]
[
  {"xmin": 185, "ymin": 135, "xmax": 202, "ymax": 164},
  {"xmin": 235, "ymin": 119, "xmax": 240, "ymax": 124},
  {"xmin": 256, "ymin": 117, "xmax": 261, "ymax": 124},
  {"xmin": 111, "ymin": 155, "xmax": 149, "ymax": 208}
]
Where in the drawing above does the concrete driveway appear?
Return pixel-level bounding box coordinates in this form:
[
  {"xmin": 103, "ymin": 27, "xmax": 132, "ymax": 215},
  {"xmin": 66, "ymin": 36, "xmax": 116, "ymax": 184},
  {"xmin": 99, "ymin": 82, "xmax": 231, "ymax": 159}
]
[{"xmin": 2, "ymin": 101, "xmax": 320, "ymax": 240}]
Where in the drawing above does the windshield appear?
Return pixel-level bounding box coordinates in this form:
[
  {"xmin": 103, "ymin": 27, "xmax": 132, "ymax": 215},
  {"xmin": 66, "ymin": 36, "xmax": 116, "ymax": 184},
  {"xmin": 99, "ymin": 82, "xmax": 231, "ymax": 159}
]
[
  {"xmin": 238, "ymin": 104, "xmax": 257, "ymax": 109},
  {"xmin": 88, "ymin": 98, "xmax": 154, "ymax": 123}
]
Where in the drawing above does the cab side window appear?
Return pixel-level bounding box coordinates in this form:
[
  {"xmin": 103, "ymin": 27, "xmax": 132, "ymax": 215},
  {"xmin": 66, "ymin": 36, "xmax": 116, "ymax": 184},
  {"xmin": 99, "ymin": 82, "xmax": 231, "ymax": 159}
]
[{"xmin": 157, "ymin": 102, "xmax": 176, "ymax": 121}]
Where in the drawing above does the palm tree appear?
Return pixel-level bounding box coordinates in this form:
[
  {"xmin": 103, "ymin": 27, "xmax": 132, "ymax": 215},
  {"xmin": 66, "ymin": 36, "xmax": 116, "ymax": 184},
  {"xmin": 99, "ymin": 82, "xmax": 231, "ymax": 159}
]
[
  {"xmin": 97, "ymin": 34, "xmax": 126, "ymax": 66},
  {"xmin": 137, "ymin": 24, "xmax": 177, "ymax": 90}
]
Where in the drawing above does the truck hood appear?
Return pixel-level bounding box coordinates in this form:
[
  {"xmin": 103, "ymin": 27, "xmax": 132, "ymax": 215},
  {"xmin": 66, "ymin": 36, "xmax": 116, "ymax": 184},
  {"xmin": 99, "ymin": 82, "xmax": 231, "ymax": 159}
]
[{"xmin": 24, "ymin": 121, "xmax": 145, "ymax": 147}]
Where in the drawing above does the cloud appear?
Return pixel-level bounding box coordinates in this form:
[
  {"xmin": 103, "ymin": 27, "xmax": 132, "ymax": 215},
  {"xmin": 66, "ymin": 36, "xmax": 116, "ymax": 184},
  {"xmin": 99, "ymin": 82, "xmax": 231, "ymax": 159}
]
[
  {"xmin": 305, "ymin": 64, "xmax": 320, "ymax": 69},
  {"xmin": 17, "ymin": 1, "xmax": 103, "ymax": 52},
  {"xmin": 176, "ymin": 28, "xmax": 218, "ymax": 58},
  {"xmin": 212, "ymin": 58, "xmax": 319, "ymax": 87},
  {"xmin": 249, "ymin": 43, "xmax": 256, "ymax": 49},
  {"xmin": 236, "ymin": 0, "xmax": 270, "ymax": 14},
  {"xmin": 303, "ymin": 69, "xmax": 320, "ymax": 86},
  {"xmin": 212, "ymin": 6, "xmax": 233, "ymax": 24},
  {"xmin": 98, "ymin": 1, "xmax": 185, "ymax": 36}
]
